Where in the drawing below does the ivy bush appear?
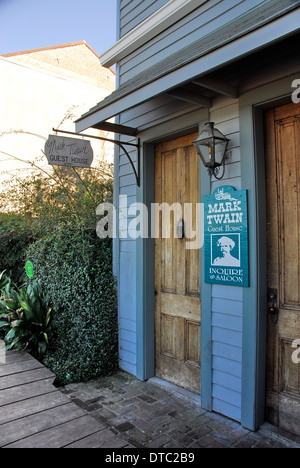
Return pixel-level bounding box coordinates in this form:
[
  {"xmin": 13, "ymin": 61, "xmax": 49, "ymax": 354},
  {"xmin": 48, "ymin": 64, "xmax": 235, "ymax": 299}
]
[
  {"xmin": 26, "ymin": 227, "xmax": 118, "ymax": 385},
  {"xmin": 0, "ymin": 162, "xmax": 119, "ymax": 384}
]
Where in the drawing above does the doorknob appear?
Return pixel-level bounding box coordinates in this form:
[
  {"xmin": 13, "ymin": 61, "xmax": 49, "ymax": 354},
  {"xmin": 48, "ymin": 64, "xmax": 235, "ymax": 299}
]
[{"xmin": 267, "ymin": 288, "xmax": 279, "ymax": 324}]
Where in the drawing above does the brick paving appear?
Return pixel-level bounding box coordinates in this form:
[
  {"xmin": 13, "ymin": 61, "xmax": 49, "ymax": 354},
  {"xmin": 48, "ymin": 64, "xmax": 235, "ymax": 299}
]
[{"xmin": 60, "ymin": 371, "xmax": 300, "ymax": 449}]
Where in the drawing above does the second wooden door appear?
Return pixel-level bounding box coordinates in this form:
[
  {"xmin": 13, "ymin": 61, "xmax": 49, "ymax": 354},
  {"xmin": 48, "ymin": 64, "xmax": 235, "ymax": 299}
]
[{"xmin": 265, "ymin": 102, "xmax": 300, "ymax": 435}]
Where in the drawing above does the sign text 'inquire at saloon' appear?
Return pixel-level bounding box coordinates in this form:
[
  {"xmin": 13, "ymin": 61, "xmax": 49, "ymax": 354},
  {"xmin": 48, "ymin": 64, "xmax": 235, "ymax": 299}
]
[
  {"xmin": 45, "ymin": 135, "xmax": 93, "ymax": 168},
  {"xmin": 204, "ymin": 186, "xmax": 249, "ymax": 287}
]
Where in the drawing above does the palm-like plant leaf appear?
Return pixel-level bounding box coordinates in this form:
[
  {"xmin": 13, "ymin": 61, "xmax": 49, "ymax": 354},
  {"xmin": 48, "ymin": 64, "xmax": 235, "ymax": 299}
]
[{"xmin": 0, "ymin": 276, "xmax": 52, "ymax": 356}]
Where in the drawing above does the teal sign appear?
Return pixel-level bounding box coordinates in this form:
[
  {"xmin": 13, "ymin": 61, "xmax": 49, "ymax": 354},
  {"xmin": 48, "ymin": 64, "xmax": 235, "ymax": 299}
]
[
  {"xmin": 204, "ymin": 186, "xmax": 249, "ymax": 287},
  {"xmin": 25, "ymin": 261, "xmax": 34, "ymax": 278}
]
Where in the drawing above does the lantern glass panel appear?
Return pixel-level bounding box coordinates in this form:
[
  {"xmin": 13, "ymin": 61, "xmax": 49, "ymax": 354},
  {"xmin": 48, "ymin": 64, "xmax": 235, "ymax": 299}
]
[
  {"xmin": 193, "ymin": 122, "xmax": 228, "ymax": 168},
  {"xmin": 195, "ymin": 138, "xmax": 215, "ymax": 167},
  {"xmin": 214, "ymin": 138, "xmax": 228, "ymax": 165}
]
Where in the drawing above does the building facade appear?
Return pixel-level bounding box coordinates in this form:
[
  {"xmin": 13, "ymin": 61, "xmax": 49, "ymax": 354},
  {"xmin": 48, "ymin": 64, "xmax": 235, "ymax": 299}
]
[
  {"xmin": 0, "ymin": 41, "xmax": 115, "ymax": 188},
  {"xmin": 76, "ymin": 0, "xmax": 300, "ymax": 435}
]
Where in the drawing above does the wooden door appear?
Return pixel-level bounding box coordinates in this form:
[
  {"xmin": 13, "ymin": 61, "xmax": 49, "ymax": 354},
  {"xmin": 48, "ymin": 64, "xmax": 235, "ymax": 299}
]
[
  {"xmin": 265, "ymin": 102, "xmax": 300, "ymax": 435},
  {"xmin": 155, "ymin": 134, "xmax": 201, "ymax": 394}
]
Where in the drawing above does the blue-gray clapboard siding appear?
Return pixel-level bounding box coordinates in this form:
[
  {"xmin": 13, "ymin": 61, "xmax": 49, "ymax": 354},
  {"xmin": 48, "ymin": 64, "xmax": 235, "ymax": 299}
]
[
  {"xmin": 209, "ymin": 98, "xmax": 242, "ymax": 421},
  {"xmin": 119, "ymin": 0, "xmax": 265, "ymax": 84},
  {"xmin": 118, "ymin": 138, "xmax": 138, "ymax": 374},
  {"xmin": 122, "ymin": 96, "xmax": 197, "ymax": 131},
  {"xmin": 120, "ymin": 0, "xmax": 170, "ymax": 38},
  {"xmin": 117, "ymin": 93, "xmax": 243, "ymax": 421}
]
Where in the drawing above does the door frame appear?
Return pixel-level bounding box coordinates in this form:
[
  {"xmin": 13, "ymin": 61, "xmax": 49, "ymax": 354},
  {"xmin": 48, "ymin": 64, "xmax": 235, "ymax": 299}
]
[
  {"xmin": 135, "ymin": 111, "xmax": 208, "ymax": 383},
  {"xmin": 239, "ymin": 72, "xmax": 300, "ymax": 430}
]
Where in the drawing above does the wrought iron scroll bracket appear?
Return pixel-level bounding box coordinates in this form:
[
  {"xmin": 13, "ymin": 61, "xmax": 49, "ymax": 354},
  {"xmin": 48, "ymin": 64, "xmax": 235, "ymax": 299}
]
[
  {"xmin": 117, "ymin": 139, "xmax": 140, "ymax": 187},
  {"xmin": 52, "ymin": 128, "xmax": 141, "ymax": 187}
]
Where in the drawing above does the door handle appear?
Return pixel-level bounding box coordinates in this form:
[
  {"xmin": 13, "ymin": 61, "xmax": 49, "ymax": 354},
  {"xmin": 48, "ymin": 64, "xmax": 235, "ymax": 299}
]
[
  {"xmin": 176, "ymin": 218, "xmax": 185, "ymax": 239},
  {"xmin": 267, "ymin": 288, "xmax": 279, "ymax": 324}
]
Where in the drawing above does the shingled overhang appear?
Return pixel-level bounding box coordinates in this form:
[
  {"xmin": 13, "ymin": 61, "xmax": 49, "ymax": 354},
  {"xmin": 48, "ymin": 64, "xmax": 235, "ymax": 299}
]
[{"xmin": 75, "ymin": 0, "xmax": 300, "ymax": 136}]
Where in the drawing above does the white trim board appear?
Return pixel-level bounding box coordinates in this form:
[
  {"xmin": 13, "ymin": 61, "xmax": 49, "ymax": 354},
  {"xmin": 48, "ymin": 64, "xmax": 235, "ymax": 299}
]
[{"xmin": 99, "ymin": 0, "xmax": 207, "ymax": 67}]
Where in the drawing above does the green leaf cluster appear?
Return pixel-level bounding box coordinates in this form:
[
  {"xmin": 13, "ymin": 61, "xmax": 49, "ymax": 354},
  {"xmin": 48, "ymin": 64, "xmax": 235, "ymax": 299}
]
[{"xmin": 0, "ymin": 272, "xmax": 52, "ymax": 357}]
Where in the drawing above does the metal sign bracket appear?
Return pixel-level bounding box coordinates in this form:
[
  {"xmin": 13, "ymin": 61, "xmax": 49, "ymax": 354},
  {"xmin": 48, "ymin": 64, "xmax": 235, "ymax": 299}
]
[{"xmin": 52, "ymin": 128, "xmax": 140, "ymax": 187}]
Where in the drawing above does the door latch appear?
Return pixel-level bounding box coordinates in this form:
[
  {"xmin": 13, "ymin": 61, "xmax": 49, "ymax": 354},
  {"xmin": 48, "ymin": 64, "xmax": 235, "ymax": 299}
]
[{"xmin": 267, "ymin": 288, "xmax": 279, "ymax": 324}]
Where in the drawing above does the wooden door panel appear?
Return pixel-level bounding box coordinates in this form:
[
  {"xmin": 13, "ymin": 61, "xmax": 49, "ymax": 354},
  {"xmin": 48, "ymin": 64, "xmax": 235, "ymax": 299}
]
[
  {"xmin": 155, "ymin": 133, "xmax": 201, "ymax": 394},
  {"xmin": 265, "ymin": 102, "xmax": 300, "ymax": 435},
  {"xmin": 160, "ymin": 314, "xmax": 176, "ymax": 358},
  {"xmin": 275, "ymin": 116, "xmax": 300, "ymax": 306},
  {"xmin": 161, "ymin": 293, "xmax": 200, "ymax": 322},
  {"xmin": 185, "ymin": 320, "xmax": 201, "ymax": 366},
  {"xmin": 280, "ymin": 338, "xmax": 300, "ymax": 393},
  {"xmin": 161, "ymin": 150, "xmax": 177, "ymax": 293}
]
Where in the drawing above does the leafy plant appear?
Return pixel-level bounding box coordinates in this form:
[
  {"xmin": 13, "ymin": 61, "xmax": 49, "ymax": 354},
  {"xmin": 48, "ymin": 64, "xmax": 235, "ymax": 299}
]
[
  {"xmin": 27, "ymin": 227, "xmax": 119, "ymax": 385},
  {"xmin": 0, "ymin": 163, "xmax": 113, "ymax": 281},
  {"xmin": 0, "ymin": 278, "xmax": 52, "ymax": 357},
  {"xmin": 0, "ymin": 159, "xmax": 118, "ymax": 384},
  {"xmin": 0, "ymin": 271, "xmax": 10, "ymax": 290}
]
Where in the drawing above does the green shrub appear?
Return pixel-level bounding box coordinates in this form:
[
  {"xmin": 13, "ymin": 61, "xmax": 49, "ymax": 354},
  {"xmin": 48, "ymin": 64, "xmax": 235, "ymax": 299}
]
[
  {"xmin": 26, "ymin": 226, "xmax": 118, "ymax": 385},
  {"xmin": 0, "ymin": 214, "xmax": 33, "ymax": 284},
  {"xmin": 0, "ymin": 163, "xmax": 118, "ymax": 384}
]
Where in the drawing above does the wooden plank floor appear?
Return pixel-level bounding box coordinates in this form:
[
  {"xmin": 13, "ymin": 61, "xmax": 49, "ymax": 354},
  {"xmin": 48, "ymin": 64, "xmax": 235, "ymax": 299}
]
[{"xmin": 0, "ymin": 341, "xmax": 127, "ymax": 448}]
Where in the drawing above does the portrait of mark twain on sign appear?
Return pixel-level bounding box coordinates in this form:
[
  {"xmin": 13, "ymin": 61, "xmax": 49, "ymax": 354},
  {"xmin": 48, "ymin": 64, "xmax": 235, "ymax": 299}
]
[{"xmin": 212, "ymin": 235, "xmax": 240, "ymax": 267}]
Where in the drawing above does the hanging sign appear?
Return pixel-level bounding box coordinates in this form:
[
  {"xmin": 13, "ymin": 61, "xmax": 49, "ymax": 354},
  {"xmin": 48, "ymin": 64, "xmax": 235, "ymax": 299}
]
[
  {"xmin": 204, "ymin": 186, "xmax": 249, "ymax": 287},
  {"xmin": 45, "ymin": 135, "xmax": 93, "ymax": 168}
]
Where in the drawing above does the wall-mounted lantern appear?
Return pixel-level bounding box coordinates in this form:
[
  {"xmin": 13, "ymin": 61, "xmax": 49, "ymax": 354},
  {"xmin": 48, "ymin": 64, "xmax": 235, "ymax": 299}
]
[{"xmin": 193, "ymin": 122, "xmax": 229, "ymax": 180}]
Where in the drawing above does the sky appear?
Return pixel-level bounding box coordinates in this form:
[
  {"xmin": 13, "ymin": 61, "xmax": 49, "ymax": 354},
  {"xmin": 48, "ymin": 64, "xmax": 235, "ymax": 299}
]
[{"xmin": 0, "ymin": 0, "xmax": 118, "ymax": 56}]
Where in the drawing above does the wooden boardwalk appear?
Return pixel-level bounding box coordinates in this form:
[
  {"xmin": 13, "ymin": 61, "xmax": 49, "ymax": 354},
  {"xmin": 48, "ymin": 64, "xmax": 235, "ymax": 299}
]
[{"xmin": 0, "ymin": 343, "xmax": 127, "ymax": 448}]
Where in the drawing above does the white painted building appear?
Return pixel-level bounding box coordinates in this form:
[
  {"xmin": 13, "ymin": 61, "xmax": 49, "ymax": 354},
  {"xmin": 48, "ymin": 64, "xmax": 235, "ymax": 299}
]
[{"xmin": 0, "ymin": 41, "xmax": 115, "ymax": 189}]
